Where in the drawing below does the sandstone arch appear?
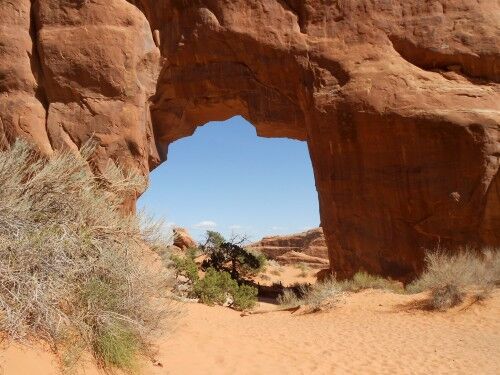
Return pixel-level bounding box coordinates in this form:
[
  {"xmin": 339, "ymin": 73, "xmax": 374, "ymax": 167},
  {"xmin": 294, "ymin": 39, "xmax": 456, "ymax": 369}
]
[{"xmin": 1, "ymin": 0, "xmax": 499, "ymax": 280}]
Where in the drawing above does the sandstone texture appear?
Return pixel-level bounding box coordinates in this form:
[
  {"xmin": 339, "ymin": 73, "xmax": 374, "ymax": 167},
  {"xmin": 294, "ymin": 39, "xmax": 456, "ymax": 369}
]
[
  {"xmin": 173, "ymin": 227, "xmax": 198, "ymax": 250},
  {"xmin": 249, "ymin": 227, "xmax": 329, "ymax": 267},
  {"xmin": 1, "ymin": 0, "xmax": 499, "ymax": 280}
]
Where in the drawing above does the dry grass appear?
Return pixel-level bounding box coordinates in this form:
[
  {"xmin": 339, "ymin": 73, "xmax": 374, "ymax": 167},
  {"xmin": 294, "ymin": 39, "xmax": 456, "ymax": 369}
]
[
  {"xmin": 0, "ymin": 141, "xmax": 175, "ymax": 370},
  {"xmin": 407, "ymin": 249, "xmax": 500, "ymax": 310},
  {"xmin": 278, "ymin": 280, "xmax": 343, "ymax": 312},
  {"xmin": 276, "ymin": 289, "xmax": 302, "ymax": 308},
  {"xmin": 339, "ymin": 272, "xmax": 404, "ymax": 293},
  {"xmin": 408, "ymin": 249, "xmax": 500, "ymax": 293}
]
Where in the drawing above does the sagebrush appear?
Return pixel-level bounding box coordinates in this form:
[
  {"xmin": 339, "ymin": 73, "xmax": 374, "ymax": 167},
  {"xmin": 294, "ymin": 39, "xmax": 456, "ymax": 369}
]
[
  {"xmin": 278, "ymin": 280, "xmax": 343, "ymax": 312},
  {"xmin": 407, "ymin": 249, "xmax": 499, "ymax": 310},
  {"xmin": 0, "ymin": 141, "xmax": 175, "ymax": 369}
]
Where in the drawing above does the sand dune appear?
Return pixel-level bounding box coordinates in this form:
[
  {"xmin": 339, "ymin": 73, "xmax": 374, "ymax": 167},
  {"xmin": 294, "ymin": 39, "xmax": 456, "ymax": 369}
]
[{"xmin": 2, "ymin": 289, "xmax": 499, "ymax": 374}]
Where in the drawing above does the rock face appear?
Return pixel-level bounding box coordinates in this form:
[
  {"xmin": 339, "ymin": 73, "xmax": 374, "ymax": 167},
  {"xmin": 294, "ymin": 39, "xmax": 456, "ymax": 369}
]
[
  {"xmin": 173, "ymin": 227, "xmax": 197, "ymax": 250},
  {"xmin": 1, "ymin": 0, "xmax": 499, "ymax": 281},
  {"xmin": 249, "ymin": 228, "xmax": 329, "ymax": 267}
]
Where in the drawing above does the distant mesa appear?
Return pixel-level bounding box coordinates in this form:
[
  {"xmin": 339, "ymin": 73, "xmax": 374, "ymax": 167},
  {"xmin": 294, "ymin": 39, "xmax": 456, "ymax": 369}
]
[{"xmin": 249, "ymin": 227, "xmax": 329, "ymax": 268}]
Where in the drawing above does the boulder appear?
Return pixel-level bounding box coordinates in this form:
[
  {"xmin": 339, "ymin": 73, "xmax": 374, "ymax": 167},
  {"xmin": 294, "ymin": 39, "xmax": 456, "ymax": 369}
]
[{"xmin": 173, "ymin": 227, "xmax": 197, "ymax": 250}]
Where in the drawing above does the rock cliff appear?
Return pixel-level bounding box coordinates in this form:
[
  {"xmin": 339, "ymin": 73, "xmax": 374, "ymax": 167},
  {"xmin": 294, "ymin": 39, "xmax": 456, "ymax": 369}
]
[
  {"xmin": 1, "ymin": 0, "xmax": 499, "ymax": 280},
  {"xmin": 249, "ymin": 227, "xmax": 329, "ymax": 267}
]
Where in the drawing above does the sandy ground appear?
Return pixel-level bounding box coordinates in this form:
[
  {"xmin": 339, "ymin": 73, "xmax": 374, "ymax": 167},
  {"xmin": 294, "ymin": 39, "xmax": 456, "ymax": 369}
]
[{"xmin": 2, "ymin": 289, "xmax": 499, "ymax": 375}]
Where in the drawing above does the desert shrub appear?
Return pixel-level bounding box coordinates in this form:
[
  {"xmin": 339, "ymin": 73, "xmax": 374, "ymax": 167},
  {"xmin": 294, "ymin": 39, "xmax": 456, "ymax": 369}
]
[
  {"xmin": 278, "ymin": 280, "xmax": 343, "ymax": 312},
  {"xmin": 93, "ymin": 322, "xmax": 139, "ymax": 370},
  {"xmin": 407, "ymin": 249, "xmax": 500, "ymax": 294},
  {"xmin": 239, "ymin": 250, "xmax": 267, "ymax": 276},
  {"xmin": 232, "ymin": 284, "xmax": 258, "ymax": 310},
  {"xmin": 429, "ymin": 284, "xmax": 464, "ymax": 310},
  {"xmin": 0, "ymin": 141, "xmax": 175, "ymax": 369},
  {"xmin": 200, "ymin": 231, "xmax": 262, "ymax": 279},
  {"xmin": 406, "ymin": 249, "xmax": 499, "ymax": 310},
  {"xmin": 193, "ymin": 268, "xmax": 238, "ymax": 305},
  {"xmin": 339, "ymin": 271, "xmax": 404, "ymax": 293},
  {"xmin": 304, "ymin": 280, "xmax": 343, "ymax": 311},
  {"xmin": 277, "ymin": 289, "xmax": 302, "ymax": 308},
  {"xmin": 171, "ymin": 248, "xmax": 200, "ymax": 282},
  {"xmin": 193, "ymin": 268, "xmax": 258, "ymax": 310}
]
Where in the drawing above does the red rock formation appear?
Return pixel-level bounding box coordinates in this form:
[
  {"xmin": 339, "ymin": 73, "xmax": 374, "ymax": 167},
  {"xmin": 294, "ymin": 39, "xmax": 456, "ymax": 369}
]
[
  {"xmin": 173, "ymin": 227, "xmax": 197, "ymax": 250},
  {"xmin": 1, "ymin": 0, "xmax": 499, "ymax": 281},
  {"xmin": 249, "ymin": 228, "xmax": 329, "ymax": 267}
]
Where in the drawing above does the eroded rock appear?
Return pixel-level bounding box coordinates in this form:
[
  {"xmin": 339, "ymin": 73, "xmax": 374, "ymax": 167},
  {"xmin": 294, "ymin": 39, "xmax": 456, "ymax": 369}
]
[
  {"xmin": 1, "ymin": 0, "xmax": 499, "ymax": 281},
  {"xmin": 249, "ymin": 228, "xmax": 329, "ymax": 267},
  {"xmin": 173, "ymin": 227, "xmax": 198, "ymax": 250}
]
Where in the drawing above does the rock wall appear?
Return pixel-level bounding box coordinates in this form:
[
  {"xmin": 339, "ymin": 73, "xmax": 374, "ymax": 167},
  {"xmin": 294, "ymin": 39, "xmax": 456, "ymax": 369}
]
[
  {"xmin": 249, "ymin": 227, "xmax": 329, "ymax": 267},
  {"xmin": 1, "ymin": 0, "xmax": 499, "ymax": 281}
]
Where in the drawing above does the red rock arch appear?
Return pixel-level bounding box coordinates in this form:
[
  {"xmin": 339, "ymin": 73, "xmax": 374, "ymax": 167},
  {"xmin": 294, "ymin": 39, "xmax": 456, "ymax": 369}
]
[{"xmin": 1, "ymin": 0, "xmax": 499, "ymax": 280}]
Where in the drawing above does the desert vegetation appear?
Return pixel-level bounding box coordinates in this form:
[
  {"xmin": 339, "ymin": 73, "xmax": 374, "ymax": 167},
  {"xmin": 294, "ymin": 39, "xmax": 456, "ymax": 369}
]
[
  {"xmin": 408, "ymin": 249, "xmax": 500, "ymax": 310},
  {"xmin": 0, "ymin": 141, "xmax": 175, "ymax": 371},
  {"xmin": 170, "ymin": 231, "xmax": 264, "ymax": 310},
  {"xmin": 278, "ymin": 249, "xmax": 499, "ymax": 312}
]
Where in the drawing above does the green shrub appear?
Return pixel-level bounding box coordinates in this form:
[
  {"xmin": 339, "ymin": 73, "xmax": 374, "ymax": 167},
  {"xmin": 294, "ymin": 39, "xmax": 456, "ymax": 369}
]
[
  {"xmin": 232, "ymin": 284, "xmax": 258, "ymax": 310},
  {"xmin": 193, "ymin": 268, "xmax": 238, "ymax": 305},
  {"xmin": 93, "ymin": 323, "xmax": 139, "ymax": 370},
  {"xmin": 193, "ymin": 268, "xmax": 258, "ymax": 310},
  {"xmin": 0, "ymin": 141, "xmax": 175, "ymax": 370},
  {"xmin": 200, "ymin": 231, "xmax": 263, "ymax": 279},
  {"xmin": 239, "ymin": 250, "xmax": 267, "ymax": 276},
  {"xmin": 171, "ymin": 248, "xmax": 199, "ymax": 282}
]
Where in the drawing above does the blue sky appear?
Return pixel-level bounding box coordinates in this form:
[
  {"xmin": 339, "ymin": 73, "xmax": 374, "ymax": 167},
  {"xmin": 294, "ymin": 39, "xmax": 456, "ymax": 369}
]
[{"xmin": 138, "ymin": 116, "xmax": 320, "ymax": 242}]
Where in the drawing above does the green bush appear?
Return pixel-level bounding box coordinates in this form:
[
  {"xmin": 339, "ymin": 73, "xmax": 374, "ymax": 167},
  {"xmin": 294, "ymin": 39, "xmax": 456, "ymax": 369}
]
[
  {"xmin": 171, "ymin": 248, "xmax": 199, "ymax": 282},
  {"xmin": 239, "ymin": 251, "xmax": 267, "ymax": 276},
  {"xmin": 193, "ymin": 268, "xmax": 258, "ymax": 310},
  {"xmin": 93, "ymin": 322, "xmax": 139, "ymax": 370},
  {"xmin": 200, "ymin": 231, "xmax": 263, "ymax": 279},
  {"xmin": 193, "ymin": 268, "xmax": 238, "ymax": 305},
  {"xmin": 232, "ymin": 284, "xmax": 258, "ymax": 310}
]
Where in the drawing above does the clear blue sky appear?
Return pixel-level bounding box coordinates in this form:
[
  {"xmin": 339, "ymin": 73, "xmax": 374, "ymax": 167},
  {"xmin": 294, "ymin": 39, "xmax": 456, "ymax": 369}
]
[{"xmin": 137, "ymin": 116, "xmax": 320, "ymax": 242}]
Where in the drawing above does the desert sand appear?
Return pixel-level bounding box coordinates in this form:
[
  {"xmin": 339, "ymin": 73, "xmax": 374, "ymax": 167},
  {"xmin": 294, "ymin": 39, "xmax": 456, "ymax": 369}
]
[{"xmin": 2, "ymin": 288, "xmax": 499, "ymax": 375}]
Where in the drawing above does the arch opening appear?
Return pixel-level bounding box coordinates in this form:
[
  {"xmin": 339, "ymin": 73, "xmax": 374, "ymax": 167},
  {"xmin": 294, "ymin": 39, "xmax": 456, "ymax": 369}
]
[{"xmin": 138, "ymin": 115, "xmax": 320, "ymax": 243}]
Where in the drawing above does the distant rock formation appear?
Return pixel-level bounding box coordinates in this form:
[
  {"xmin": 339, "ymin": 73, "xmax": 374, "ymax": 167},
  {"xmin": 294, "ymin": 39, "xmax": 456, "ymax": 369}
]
[
  {"xmin": 173, "ymin": 227, "xmax": 197, "ymax": 250},
  {"xmin": 249, "ymin": 228, "xmax": 329, "ymax": 267},
  {"xmin": 1, "ymin": 0, "xmax": 499, "ymax": 280}
]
